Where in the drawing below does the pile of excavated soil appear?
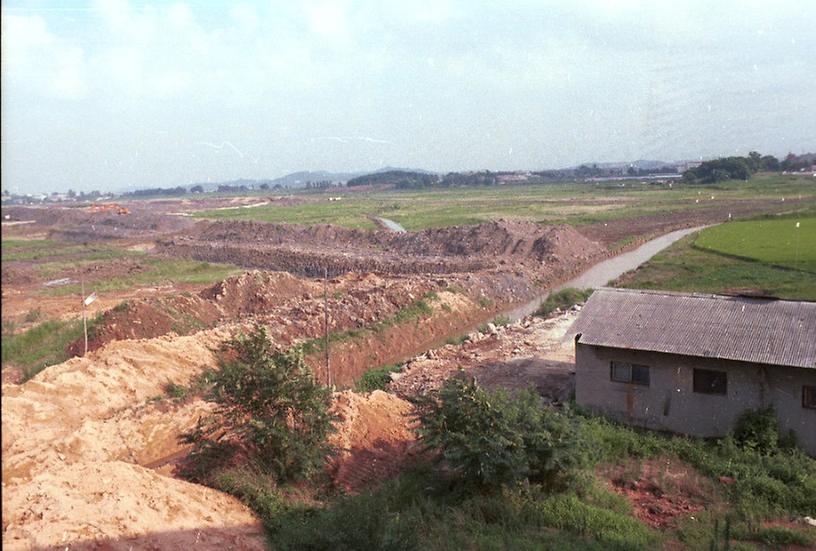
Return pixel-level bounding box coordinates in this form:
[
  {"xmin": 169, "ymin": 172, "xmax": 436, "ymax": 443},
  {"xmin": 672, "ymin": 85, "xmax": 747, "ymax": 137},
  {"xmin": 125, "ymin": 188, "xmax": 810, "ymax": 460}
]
[
  {"xmin": 159, "ymin": 219, "xmax": 606, "ymax": 276},
  {"xmin": 2, "ymin": 326, "xmax": 420, "ymax": 549},
  {"xmin": 329, "ymin": 390, "xmax": 417, "ymax": 493},
  {"xmin": 66, "ymin": 270, "xmax": 444, "ymax": 359},
  {"xmin": 2, "ymin": 330, "xmax": 227, "ymax": 484},
  {"xmin": 2, "ymin": 461, "xmax": 267, "ymax": 551}
]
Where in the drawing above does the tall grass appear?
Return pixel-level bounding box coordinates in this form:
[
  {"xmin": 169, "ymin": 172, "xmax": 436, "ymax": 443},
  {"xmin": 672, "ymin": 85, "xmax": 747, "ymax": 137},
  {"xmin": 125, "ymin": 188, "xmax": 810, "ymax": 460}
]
[{"xmin": 1, "ymin": 317, "xmax": 99, "ymax": 381}]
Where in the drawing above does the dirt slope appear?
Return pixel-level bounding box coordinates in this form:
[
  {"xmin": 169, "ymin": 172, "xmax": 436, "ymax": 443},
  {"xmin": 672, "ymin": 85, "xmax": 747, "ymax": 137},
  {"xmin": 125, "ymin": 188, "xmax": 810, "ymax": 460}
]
[
  {"xmin": 2, "ymin": 461, "xmax": 266, "ymax": 551},
  {"xmin": 329, "ymin": 390, "xmax": 417, "ymax": 492},
  {"xmin": 2, "ymin": 329, "xmax": 227, "ymax": 484},
  {"xmin": 2, "ymin": 326, "xmax": 419, "ymax": 549}
]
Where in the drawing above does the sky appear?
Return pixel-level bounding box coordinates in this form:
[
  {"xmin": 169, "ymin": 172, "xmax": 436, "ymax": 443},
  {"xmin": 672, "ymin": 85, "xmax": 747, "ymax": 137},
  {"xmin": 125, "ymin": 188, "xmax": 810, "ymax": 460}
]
[{"xmin": 2, "ymin": 0, "xmax": 815, "ymax": 194}]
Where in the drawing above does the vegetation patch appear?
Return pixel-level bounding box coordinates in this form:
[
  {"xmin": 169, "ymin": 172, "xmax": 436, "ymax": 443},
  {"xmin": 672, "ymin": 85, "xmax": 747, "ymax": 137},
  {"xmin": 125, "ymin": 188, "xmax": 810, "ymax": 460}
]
[
  {"xmin": 615, "ymin": 233, "xmax": 816, "ymax": 300},
  {"xmin": 536, "ymin": 288, "xmax": 593, "ymax": 317},
  {"xmin": 181, "ymin": 325, "xmax": 334, "ymax": 483},
  {"xmin": 43, "ymin": 259, "xmax": 241, "ymax": 296},
  {"xmin": 354, "ymin": 364, "xmax": 403, "ymax": 393},
  {"xmin": 1, "ymin": 316, "xmax": 100, "ymax": 381}
]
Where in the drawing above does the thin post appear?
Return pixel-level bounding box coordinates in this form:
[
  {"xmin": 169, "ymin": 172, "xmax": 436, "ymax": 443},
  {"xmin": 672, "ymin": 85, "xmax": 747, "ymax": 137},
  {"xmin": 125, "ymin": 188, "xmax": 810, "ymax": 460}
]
[
  {"xmin": 324, "ymin": 266, "xmax": 331, "ymax": 386},
  {"xmin": 81, "ymin": 278, "xmax": 88, "ymax": 356}
]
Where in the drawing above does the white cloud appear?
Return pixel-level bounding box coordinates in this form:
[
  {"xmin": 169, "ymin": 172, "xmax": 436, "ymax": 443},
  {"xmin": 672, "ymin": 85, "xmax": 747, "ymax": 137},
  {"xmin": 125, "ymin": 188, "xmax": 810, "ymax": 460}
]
[{"xmin": 1, "ymin": 13, "xmax": 88, "ymax": 99}]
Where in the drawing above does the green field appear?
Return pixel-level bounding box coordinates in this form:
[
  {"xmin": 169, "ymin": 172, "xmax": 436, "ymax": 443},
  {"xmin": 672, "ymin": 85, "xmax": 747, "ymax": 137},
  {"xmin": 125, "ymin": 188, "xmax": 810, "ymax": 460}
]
[
  {"xmin": 695, "ymin": 217, "xmax": 816, "ymax": 273},
  {"xmin": 41, "ymin": 259, "xmax": 241, "ymax": 297},
  {"xmin": 1, "ymin": 239, "xmax": 242, "ymax": 297},
  {"xmin": 192, "ymin": 173, "xmax": 816, "ymax": 231},
  {"xmin": 615, "ymin": 221, "xmax": 816, "ymax": 300}
]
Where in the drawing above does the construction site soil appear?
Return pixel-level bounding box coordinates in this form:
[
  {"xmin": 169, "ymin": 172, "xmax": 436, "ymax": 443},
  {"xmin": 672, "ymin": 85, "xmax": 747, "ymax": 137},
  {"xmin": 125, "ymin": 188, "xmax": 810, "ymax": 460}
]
[
  {"xmin": 158, "ymin": 219, "xmax": 606, "ymax": 276},
  {"xmin": 1, "ymin": 206, "xmax": 741, "ymax": 549}
]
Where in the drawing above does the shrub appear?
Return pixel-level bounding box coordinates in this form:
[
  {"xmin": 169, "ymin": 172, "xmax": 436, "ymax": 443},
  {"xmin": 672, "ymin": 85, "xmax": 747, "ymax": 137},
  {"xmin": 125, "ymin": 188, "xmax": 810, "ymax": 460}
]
[
  {"xmin": 414, "ymin": 374, "xmax": 585, "ymax": 490},
  {"xmin": 180, "ymin": 324, "xmax": 335, "ymax": 483},
  {"xmin": 536, "ymin": 288, "xmax": 593, "ymax": 317},
  {"xmin": 355, "ymin": 364, "xmax": 402, "ymax": 392},
  {"xmin": 733, "ymin": 407, "xmax": 780, "ymax": 454}
]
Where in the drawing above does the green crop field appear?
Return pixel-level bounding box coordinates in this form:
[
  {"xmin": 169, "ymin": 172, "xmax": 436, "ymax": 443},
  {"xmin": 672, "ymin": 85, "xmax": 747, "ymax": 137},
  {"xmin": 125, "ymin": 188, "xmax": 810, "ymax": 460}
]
[
  {"xmin": 615, "ymin": 223, "xmax": 816, "ymax": 300},
  {"xmin": 192, "ymin": 173, "xmax": 816, "ymax": 231},
  {"xmin": 694, "ymin": 217, "xmax": 816, "ymax": 273}
]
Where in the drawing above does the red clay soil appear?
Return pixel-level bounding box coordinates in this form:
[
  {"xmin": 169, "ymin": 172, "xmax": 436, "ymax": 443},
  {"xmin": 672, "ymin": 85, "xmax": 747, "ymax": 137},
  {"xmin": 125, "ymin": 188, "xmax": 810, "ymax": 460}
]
[
  {"xmin": 600, "ymin": 458, "xmax": 720, "ymax": 529},
  {"xmin": 328, "ymin": 390, "xmax": 417, "ymax": 493}
]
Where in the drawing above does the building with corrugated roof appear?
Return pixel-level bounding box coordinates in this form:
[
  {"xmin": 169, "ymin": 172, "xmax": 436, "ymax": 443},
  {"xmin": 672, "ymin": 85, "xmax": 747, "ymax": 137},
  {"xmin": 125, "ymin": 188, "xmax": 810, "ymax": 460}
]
[{"xmin": 571, "ymin": 288, "xmax": 816, "ymax": 455}]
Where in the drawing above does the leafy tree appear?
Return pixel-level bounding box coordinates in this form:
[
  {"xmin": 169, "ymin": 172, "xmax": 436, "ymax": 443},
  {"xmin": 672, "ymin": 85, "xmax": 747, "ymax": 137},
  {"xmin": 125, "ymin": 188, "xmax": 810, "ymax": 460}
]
[
  {"xmin": 190, "ymin": 184, "xmax": 205, "ymax": 193},
  {"xmin": 760, "ymin": 155, "xmax": 780, "ymax": 171},
  {"xmin": 259, "ymin": 183, "xmax": 270, "ymax": 190},
  {"xmin": 181, "ymin": 324, "xmax": 335, "ymax": 482},
  {"xmin": 414, "ymin": 374, "xmax": 584, "ymax": 490}
]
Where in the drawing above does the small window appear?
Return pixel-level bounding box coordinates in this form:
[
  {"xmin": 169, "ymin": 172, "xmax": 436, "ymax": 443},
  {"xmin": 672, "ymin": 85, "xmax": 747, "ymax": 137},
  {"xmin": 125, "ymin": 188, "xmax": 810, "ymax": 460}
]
[
  {"xmin": 804, "ymin": 386, "xmax": 816, "ymax": 410},
  {"xmin": 693, "ymin": 368, "xmax": 727, "ymax": 395},
  {"xmin": 610, "ymin": 361, "xmax": 650, "ymax": 386}
]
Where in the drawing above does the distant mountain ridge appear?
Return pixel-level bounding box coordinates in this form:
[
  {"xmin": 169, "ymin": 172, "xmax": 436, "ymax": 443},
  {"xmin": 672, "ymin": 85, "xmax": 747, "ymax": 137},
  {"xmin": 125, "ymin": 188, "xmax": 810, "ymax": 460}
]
[{"xmin": 190, "ymin": 167, "xmax": 436, "ymax": 191}]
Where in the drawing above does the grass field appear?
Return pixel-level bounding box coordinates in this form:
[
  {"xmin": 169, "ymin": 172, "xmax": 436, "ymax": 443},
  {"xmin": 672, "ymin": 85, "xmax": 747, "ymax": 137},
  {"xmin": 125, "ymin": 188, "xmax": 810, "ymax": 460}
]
[
  {"xmin": 1, "ymin": 239, "xmax": 132, "ymax": 262},
  {"xmin": 615, "ymin": 221, "xmax": 816, "ymax": 300},
  {"xmin": 1, "ymin": 238, "xmax": 241, "ymax": 297},
  {"xmin": 1, "ymin": 317, "xmax": 99, "ymax": 381},
  {"xmin": 695, "ymin": 217, "xmax": 816, "ymax": 273},
  {"xmin": 41, "ymin": 259, "xmax": 241, "ymax": 297},
  {"xmin": 192, "ymin": 173, "xmax": 816, "ymax": 231}
]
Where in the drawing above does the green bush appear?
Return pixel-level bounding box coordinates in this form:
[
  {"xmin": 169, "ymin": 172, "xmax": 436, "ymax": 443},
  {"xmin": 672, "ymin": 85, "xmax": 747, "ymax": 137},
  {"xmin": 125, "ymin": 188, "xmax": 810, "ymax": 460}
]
[
  {"xmin": 355, "ymin": 364, "xmax": 402, "ymax": 392},
  {"xmin": 180, "ymin": 324, "xmax": 335, "ymax": 483},
  {"xmin": 733, "ymin": 407, "xmax": 780, "ymax": 454},
  {"xmin": 535, "ymin": 288, "xmax": 593, "ymax": 317},
  {"xmin": 414, "ymin": 375, "xmax": 585, "ymax": 490}
]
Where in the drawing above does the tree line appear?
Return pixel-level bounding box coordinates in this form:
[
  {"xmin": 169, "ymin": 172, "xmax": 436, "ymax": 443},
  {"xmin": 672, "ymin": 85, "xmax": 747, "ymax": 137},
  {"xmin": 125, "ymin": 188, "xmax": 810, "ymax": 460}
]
[{"xmin": 683, "ymin": 151, "xmax": 812, "ymax": 184}]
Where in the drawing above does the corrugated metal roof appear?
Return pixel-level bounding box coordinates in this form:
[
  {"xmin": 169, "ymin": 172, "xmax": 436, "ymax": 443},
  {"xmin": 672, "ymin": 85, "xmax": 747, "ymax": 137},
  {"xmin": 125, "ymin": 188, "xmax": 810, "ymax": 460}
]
[{"xmin": 572, "ymin": 288, "xmax": 816, "ymax": 369}]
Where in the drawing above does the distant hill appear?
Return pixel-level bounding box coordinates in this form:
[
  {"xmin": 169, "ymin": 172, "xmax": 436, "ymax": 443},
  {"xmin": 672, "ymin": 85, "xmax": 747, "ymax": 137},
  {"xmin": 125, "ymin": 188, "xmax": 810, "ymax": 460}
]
[{"xmin": 189, "ymin": 167, "xmax": 435, "ymax": 191}]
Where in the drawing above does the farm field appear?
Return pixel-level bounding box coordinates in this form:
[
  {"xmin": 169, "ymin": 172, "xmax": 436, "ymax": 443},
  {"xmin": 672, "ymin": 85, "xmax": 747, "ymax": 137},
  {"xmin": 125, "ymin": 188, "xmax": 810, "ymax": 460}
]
[
  {"xmin": 695, "ymin": 217, "xmax": 816, "ymax": 273},
  {"xmin": 614, "ymin": 219, "xmax": 816, "ymax": 300},
  {"xmin": 192, "ymin": 173, "xmax": 816, "ymax": 232}
]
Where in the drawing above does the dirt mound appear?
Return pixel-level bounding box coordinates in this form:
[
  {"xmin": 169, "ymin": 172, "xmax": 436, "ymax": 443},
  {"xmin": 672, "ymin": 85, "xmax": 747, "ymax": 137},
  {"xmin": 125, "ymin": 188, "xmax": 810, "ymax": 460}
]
[
  {"xmin": 159, "ymin": 219, "xmax": 605, "ymax": 276},
  {"xmin": 2, "ymin": 461, "xmax": 266, "ymax": 551},
  {"xmin": 2, "ymin": 330, "xmax": 226, "ymax": 484},
  {"xmin": 66, "ymin": 269, "xmax": 439, "ymax": 359},
  {"xmin": 200, "ymin": 270, "xmax": 316, "ymax": 317},
  {"xmin": 328, "ymin": 390, "xmax": 417, "ymax": 493}
]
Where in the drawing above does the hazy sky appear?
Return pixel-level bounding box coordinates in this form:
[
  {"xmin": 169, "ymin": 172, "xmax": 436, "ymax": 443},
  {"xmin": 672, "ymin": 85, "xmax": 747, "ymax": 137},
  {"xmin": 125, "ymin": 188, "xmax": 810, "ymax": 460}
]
[{"xmin": 2, "ymin": 0, "xmax": 815, "ymax": 193}]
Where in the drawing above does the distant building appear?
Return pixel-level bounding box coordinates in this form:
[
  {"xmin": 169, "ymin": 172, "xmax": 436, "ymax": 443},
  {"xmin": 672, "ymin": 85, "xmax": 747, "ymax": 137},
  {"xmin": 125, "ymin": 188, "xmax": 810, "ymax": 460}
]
[{"xmin": 571, "ymin": 288, "xmax": 816, "ymax": 456}]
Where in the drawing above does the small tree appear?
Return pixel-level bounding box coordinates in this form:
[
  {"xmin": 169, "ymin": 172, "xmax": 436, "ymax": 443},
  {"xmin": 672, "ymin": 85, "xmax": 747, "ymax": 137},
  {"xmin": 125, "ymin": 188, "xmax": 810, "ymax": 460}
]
[
  {"xmin": 181, "ymin": 324, "xmax": 335, "ymax": 482},
  {"xmin": 414, "ymin": 374, "xmax": 583, "ymax": 490}
]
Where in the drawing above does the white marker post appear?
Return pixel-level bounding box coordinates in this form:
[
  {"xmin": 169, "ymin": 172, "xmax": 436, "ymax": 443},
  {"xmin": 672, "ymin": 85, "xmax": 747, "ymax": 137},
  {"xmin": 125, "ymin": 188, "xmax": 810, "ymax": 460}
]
[{"xmin": 82, "ymin": 283, "xmax": 97, "ymax": 356}]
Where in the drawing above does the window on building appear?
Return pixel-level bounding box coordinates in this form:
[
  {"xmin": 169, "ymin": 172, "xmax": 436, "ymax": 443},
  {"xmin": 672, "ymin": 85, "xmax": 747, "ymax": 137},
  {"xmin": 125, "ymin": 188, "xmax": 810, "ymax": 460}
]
[
  {"xmin": 693, "ymin": 368, "xmax": 727, "ymax": 395},
  {"xmin": 610, "ymin": 361, "xmax": 650, "ymax": 386},
  {"xmin": 804, "ymin": 386, "xmax": 816, "ymax": 409}
]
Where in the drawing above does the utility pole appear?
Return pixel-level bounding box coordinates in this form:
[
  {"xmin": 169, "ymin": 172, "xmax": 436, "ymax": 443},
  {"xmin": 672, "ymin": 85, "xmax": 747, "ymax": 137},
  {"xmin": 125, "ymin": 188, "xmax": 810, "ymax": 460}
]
[{"xmin": 324, "ymin": 266, "xmax": 331, "ymax": 387}]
